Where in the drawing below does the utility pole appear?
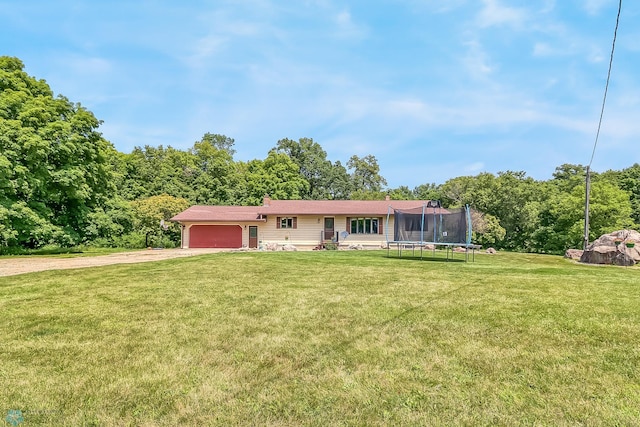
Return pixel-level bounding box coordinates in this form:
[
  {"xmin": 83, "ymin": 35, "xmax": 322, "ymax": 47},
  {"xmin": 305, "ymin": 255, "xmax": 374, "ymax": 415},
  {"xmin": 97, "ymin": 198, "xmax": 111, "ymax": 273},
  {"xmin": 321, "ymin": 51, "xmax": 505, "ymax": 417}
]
[{"xmin": 583, "ymin": 166, "xmax": 591, "ymax": 250}]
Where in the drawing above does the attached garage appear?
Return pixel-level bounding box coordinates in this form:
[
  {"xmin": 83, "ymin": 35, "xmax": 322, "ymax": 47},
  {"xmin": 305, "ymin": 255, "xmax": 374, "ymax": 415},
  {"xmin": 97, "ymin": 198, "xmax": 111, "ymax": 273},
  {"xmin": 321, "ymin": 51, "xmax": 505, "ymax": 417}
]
[{"xmin": 189, "ymin": 225, "xmax": 242, "ymax": 248}]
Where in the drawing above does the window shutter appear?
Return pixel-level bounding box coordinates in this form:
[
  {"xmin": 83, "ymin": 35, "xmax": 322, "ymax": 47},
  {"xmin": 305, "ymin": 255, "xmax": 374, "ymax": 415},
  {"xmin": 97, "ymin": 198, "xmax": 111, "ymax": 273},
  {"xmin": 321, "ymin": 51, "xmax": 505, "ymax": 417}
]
[
  {"xmin": 346, "ymin": 217, "xmax": 350, "ymax": 231},
  {"xmin": 293, "ymin": 217, "xmax": 297, "ymax": 229},
  {"xmin": 379, "ymin": 217, "xmax": 383, "ymax": 234},
  {"xmin": 277, "ymin": 217, "xmax": 281, "ymax": 229}
]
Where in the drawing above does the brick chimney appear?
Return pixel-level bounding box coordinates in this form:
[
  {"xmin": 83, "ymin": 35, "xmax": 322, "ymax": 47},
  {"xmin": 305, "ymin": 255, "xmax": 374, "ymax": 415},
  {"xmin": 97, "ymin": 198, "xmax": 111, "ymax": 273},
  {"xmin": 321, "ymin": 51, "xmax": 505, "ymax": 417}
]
[
  {"xmin": 263, "ymin": 194, "xmax": 271, "ymax": 206},
  {"xmin": 385, "ymin": 194, "xmax": 390, "ymax": 201}
]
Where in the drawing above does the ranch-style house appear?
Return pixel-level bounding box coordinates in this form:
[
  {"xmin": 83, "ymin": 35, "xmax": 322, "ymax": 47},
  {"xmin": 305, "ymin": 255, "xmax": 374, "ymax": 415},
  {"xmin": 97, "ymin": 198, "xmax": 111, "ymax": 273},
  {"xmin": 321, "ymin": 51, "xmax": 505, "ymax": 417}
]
[{"xmin": 170, "ymin": 195, "xmax": 436, "ymax": 250}]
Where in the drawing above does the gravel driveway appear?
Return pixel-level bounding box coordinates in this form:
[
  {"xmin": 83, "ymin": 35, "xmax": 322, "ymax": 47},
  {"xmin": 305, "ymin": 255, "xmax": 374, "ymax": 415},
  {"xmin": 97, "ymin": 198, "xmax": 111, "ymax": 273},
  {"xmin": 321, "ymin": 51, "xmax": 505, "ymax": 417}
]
[{"xmin": 0, "ymin": 248, "xmax": 226, "ymax": 277}]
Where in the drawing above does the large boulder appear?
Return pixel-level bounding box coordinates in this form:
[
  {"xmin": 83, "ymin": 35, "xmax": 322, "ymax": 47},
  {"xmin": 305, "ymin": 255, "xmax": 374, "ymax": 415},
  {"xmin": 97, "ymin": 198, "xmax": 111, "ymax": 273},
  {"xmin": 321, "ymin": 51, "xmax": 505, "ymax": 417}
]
[
  {"xmin": 565, "ymin": 249, "xmax": 583, "ymax": 260},
  {"xmin": 580, "ymin": 230, "xmax": 640, "ymax": 266}
]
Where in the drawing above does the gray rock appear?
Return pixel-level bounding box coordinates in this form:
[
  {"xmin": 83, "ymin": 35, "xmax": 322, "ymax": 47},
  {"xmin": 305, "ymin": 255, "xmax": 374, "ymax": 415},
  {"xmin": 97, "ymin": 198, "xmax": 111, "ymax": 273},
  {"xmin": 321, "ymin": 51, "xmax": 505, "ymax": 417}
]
[
  {"xmin": 264, "ymin": 242, "xmax": 279, "ymax": 251},
  {"xmin": 564, "ymin": 249, "xmax": 583, "ymax": 260},
  {"xmin": 580, "ymin": 230, "xmax": 640, "ymax": 266}
]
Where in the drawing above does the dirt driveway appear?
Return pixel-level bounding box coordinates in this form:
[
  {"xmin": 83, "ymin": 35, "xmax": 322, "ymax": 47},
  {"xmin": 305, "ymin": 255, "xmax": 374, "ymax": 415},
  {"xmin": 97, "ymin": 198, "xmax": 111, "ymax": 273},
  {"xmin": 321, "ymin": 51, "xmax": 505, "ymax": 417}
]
[{"xmin": 0, "ymin": 248, "xmax": 226, "ymax": 277}]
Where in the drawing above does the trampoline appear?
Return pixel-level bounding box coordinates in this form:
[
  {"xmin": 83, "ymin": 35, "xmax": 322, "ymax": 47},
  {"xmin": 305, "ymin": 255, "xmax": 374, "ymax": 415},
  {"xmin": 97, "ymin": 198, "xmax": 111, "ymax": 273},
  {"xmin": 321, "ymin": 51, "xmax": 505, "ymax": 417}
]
[{"xmin": 386, "ymin": 201, "xmax": 481, "ymax": 261}]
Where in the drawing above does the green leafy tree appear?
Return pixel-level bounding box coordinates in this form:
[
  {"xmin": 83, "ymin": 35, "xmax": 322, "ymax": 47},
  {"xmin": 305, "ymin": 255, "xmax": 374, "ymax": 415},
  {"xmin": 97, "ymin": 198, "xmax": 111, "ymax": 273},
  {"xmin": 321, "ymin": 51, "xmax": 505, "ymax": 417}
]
[
  {"xmin": 348, "ymin": 190, "xmax": 388, "ymax": 200},
  {"xmin": 471, "ymin": 210, "xmax": 506, "ymax": 248},
  {"xmin": 413, "ymin": 183, "xmax": 443, "ymax": 201},
  {"xmin": 551, "ymin": 163, "xmax": 588, "ymax": 190},
  {"xmin": 602, "ymin": 163, "xmax": 640, "ymax": 227},
  {"xmin": 325, "ymin": 160, "xmax": 352, "ymax": 200},
  {"xmin": 200, "ymin": 132, "xmax": 236, "ymax": 156},
  {"xmin": 131, "ymin": 194, "xmax": 190, "ymax": 247},
  {"xmin": 237, "ymin": 150, "xmax": 309, "ymax": 205},
  {"xmin": 490, "ymin": 171, "xmax": 544, "ymax": 251},
  {"xmin": 274, "ymin": 137, "xmax": 340, "ymax": 199},
  {"xmin": 439, "ymin": 173, "xmax": 498, "ymax": 210},
  {"xmin": 347, "ymin": 154, "xmax": 387, "ymax": 194},
  {"xmin": 116, "ymin": 145, "xmax": 197, "ymax": 201},
  {"xmin": 84, "ymin": 197, "xmax": 136, "ymax": 246},
  {"xmin": 190, "ymin": 137, "xmax": 238, "ymax": 204},
  {"xmin": 439, "ymin": 171, "xmax": 543, "ymax": 251},
  {"xmin": 0, "ymin": 56, "xmax": 114, "ymax": 248},
  {"xmin": 526, "ymin": 166, "xmax": 634, "ymax": 253},
  {"xmin": 387, "ymin": 186, "xmax": 415, "ymax": 200},
  {"xmin": 115, "ymin": 134, "xmax": 239, "ymax": 205},
  {"xmin": 585, "ymin": 178, "xmax": 634, "ymax": 237},
  {"xmin": 532, "ymin": 179, "xmax": 632, "ymax": 253}
]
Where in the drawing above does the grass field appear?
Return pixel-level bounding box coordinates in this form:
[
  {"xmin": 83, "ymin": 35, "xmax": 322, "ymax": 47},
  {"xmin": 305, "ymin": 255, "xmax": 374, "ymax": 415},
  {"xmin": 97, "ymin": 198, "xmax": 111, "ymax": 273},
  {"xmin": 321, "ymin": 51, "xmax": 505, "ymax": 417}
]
[{"xmin": 1, "ymin": 250, "xmax": 639, "ymax": 426}]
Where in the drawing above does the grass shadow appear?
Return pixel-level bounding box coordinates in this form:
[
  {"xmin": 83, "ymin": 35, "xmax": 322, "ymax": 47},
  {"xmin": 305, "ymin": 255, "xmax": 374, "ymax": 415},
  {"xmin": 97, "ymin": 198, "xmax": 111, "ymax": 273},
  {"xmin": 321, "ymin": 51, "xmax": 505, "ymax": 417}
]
[{"xmin": 384, "ymin": 254, "xmax": 468, "ymax": 263}]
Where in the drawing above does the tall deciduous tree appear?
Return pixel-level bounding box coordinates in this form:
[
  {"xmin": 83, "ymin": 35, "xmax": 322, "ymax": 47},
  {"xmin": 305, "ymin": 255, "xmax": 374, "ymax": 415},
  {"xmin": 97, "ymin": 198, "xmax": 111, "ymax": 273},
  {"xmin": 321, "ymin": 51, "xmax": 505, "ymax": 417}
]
[
  {"xmin": 84, "ymin": 197, "xmax": 135, "ymax": 245},
  {"xmin": 413, "ymin": 183, "xmax": 442, "ymax": 201},
  {"xmin": 237, "ymin": 150, "xmax": 309, "ymax": 205},
  {"xmin": 387, "ymin": 186, "xmax": 415, "ymax": 200},
  {"xmin": 131, "ymin": 194, "xmax": 190, "ymax": 246},
  {"xmin": 532, "ymin": 179, "xmax": 633, "ymax": 252},
  {"xmin": 325, "ymin": 160, "xmax": 353, "ymax": 200},
  {"xmin": 0, "ymin": 56, "xmax": 114, "ymax": 247},
  {"xmin": 274, "ymin": 137, "xmax": 339, "ymax": 199},
  {"xmin": 190, "ymin": 136, "xmax": 238, "ymax": 204},
  {"xmin": 602, "ymin": 163, "xmax": 640, "ymax": 227},
  {"xmin": 115, "ymin": 133, "xmax": 239, "ymax": 205},
  {"xmin": 347, "ymin": 154, "xmax": 387, "ymax": 194},
  {"xmin": 117, "ymin": 145, "xmax": 196, "ymax": 201},
  {"xmin": 200, "ymin": 132, "xmax": 236, "ymax": 156}
]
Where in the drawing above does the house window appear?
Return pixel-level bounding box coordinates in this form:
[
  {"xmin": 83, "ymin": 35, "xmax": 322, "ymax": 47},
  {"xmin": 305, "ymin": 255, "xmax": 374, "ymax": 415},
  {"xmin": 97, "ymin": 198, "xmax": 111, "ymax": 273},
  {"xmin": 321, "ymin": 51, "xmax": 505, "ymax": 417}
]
[
  {"xmin": 277, "ymin": 217, "xmax": 297, "ymax": 229},
  {"xmin": 281, "ymin": 217, "xmax": 294, "ymax": 229},
  {"xmin": 350, "ymin": 217, "xmax": 379, "ymax": 234}
]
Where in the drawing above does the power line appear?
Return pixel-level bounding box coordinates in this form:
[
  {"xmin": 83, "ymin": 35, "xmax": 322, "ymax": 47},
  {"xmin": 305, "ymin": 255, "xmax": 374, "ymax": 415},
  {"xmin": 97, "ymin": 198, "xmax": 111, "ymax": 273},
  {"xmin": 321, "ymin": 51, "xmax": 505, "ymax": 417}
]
[
  {"xmin": 584, "ymin": 0, "xmax": 623, "ymax": 250},
  {"xmin": 588, "ymin": 0, "xmax": 622, "ymax": 168}
]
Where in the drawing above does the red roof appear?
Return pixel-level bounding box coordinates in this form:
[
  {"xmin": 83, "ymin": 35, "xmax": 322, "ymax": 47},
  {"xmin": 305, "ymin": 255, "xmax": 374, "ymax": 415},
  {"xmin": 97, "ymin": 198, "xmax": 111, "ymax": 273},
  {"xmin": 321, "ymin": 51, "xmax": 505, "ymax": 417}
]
[
  {"xmin": 170, "ymin": 206, "xmax": 265, "ymax": 222},
  {"xmin": 171, "ymin": 200, "xmax": 440, "ymax": 223},
  {"xmin": 260, "ymin": 200, "xmax": 432, "ymax": 215}
]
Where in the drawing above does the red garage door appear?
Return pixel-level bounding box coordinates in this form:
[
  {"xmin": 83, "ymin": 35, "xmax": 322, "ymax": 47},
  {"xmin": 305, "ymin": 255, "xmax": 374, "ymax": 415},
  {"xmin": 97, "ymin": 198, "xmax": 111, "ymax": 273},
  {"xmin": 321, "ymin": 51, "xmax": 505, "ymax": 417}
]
[{"xmin": 189, "ymin": 225, "xmax": 242, "ymax": 248}]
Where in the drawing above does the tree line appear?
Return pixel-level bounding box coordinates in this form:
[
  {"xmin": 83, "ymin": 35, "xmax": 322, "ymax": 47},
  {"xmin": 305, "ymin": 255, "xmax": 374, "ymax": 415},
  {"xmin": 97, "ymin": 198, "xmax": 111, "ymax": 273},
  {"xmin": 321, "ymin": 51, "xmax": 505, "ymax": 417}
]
[{"xmin": 2, "ymin": 56, "xmax": 639, "ymax": 254}]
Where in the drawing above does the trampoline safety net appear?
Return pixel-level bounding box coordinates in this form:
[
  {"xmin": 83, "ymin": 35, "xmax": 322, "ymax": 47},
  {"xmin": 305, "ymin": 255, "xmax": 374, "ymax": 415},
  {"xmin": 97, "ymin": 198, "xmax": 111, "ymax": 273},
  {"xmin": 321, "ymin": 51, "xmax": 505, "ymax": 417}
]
[{"xmin": 391, "ymin": 202, "xmax": 472, "ymax": 244}]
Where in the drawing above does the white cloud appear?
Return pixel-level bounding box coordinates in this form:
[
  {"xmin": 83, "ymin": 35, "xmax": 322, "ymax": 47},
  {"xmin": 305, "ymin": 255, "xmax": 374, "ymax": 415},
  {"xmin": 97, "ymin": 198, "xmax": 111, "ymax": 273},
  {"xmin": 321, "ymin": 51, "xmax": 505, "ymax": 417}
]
[
  {"xmin": 335, "ymin": 10, "xmax": 351, "ymax": 26},
  {"xmin": 476, "ymin": 0, "xmax": 527, "ymax": 29},
  {"xmin": 539, "ymin": 0, "xmax": 556, "ymax": 14},
  {"xmin": 584, "ymin": 0, "xmax": 613, "ymax": 15},
  {"xmin": 532, "ymin": 42, "xmax": 555, "ymax": 57},
  {"xmin": 400, "ymin": 0, "xmax": 468, "ymax": 14},
  {"xmin": 187, "ymin": 35, "xmax": 227, "ymax": 68},
  {"xmin": 386, "ymin": 99, "xmax": 432, "ymax": 120},
  {"xmin": 461, "ymin": 39, "xmax": 494, "ymax": 77},
  {"xmin": 465, "ymin": 162, "xmax": 486, "ymax": 174},
  {"xmin": 332, "ymin": 8, "xmax": 368, "ymax": 41},
  {"xmin": 67, "ymin": 56, "xmax": 113, "ymax": 75},
  {"xmin": 587, "ymin": 45, "xmax": 605, "ymax": 63}
]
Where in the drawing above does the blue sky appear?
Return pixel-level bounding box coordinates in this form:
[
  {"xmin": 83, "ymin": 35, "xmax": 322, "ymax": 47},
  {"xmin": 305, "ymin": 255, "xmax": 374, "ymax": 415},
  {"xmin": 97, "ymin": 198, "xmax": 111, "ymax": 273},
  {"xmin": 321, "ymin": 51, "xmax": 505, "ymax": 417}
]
[{"xmin": 2, "ymin": 0, "xmax": 639, "ymax": 188}]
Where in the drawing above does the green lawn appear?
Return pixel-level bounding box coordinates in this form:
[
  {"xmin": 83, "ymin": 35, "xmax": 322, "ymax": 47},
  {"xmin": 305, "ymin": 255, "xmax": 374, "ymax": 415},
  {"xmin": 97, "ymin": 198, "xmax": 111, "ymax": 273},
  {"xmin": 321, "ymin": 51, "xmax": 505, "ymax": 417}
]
[{"xmin": 1, "ymin": 251, "xmax": 639, "ymax": 426}]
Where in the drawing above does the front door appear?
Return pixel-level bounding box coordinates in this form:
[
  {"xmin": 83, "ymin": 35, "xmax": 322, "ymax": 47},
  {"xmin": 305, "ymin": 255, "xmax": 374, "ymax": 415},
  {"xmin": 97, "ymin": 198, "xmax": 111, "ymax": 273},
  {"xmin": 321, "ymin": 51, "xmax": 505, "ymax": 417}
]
[
  {"xmin": 249, "ymin": 226, "xmax": 258, "ymax": 248},
  {"xmin": 324, "ymin": 217, "xmax": 335, "ymax": 241}
]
